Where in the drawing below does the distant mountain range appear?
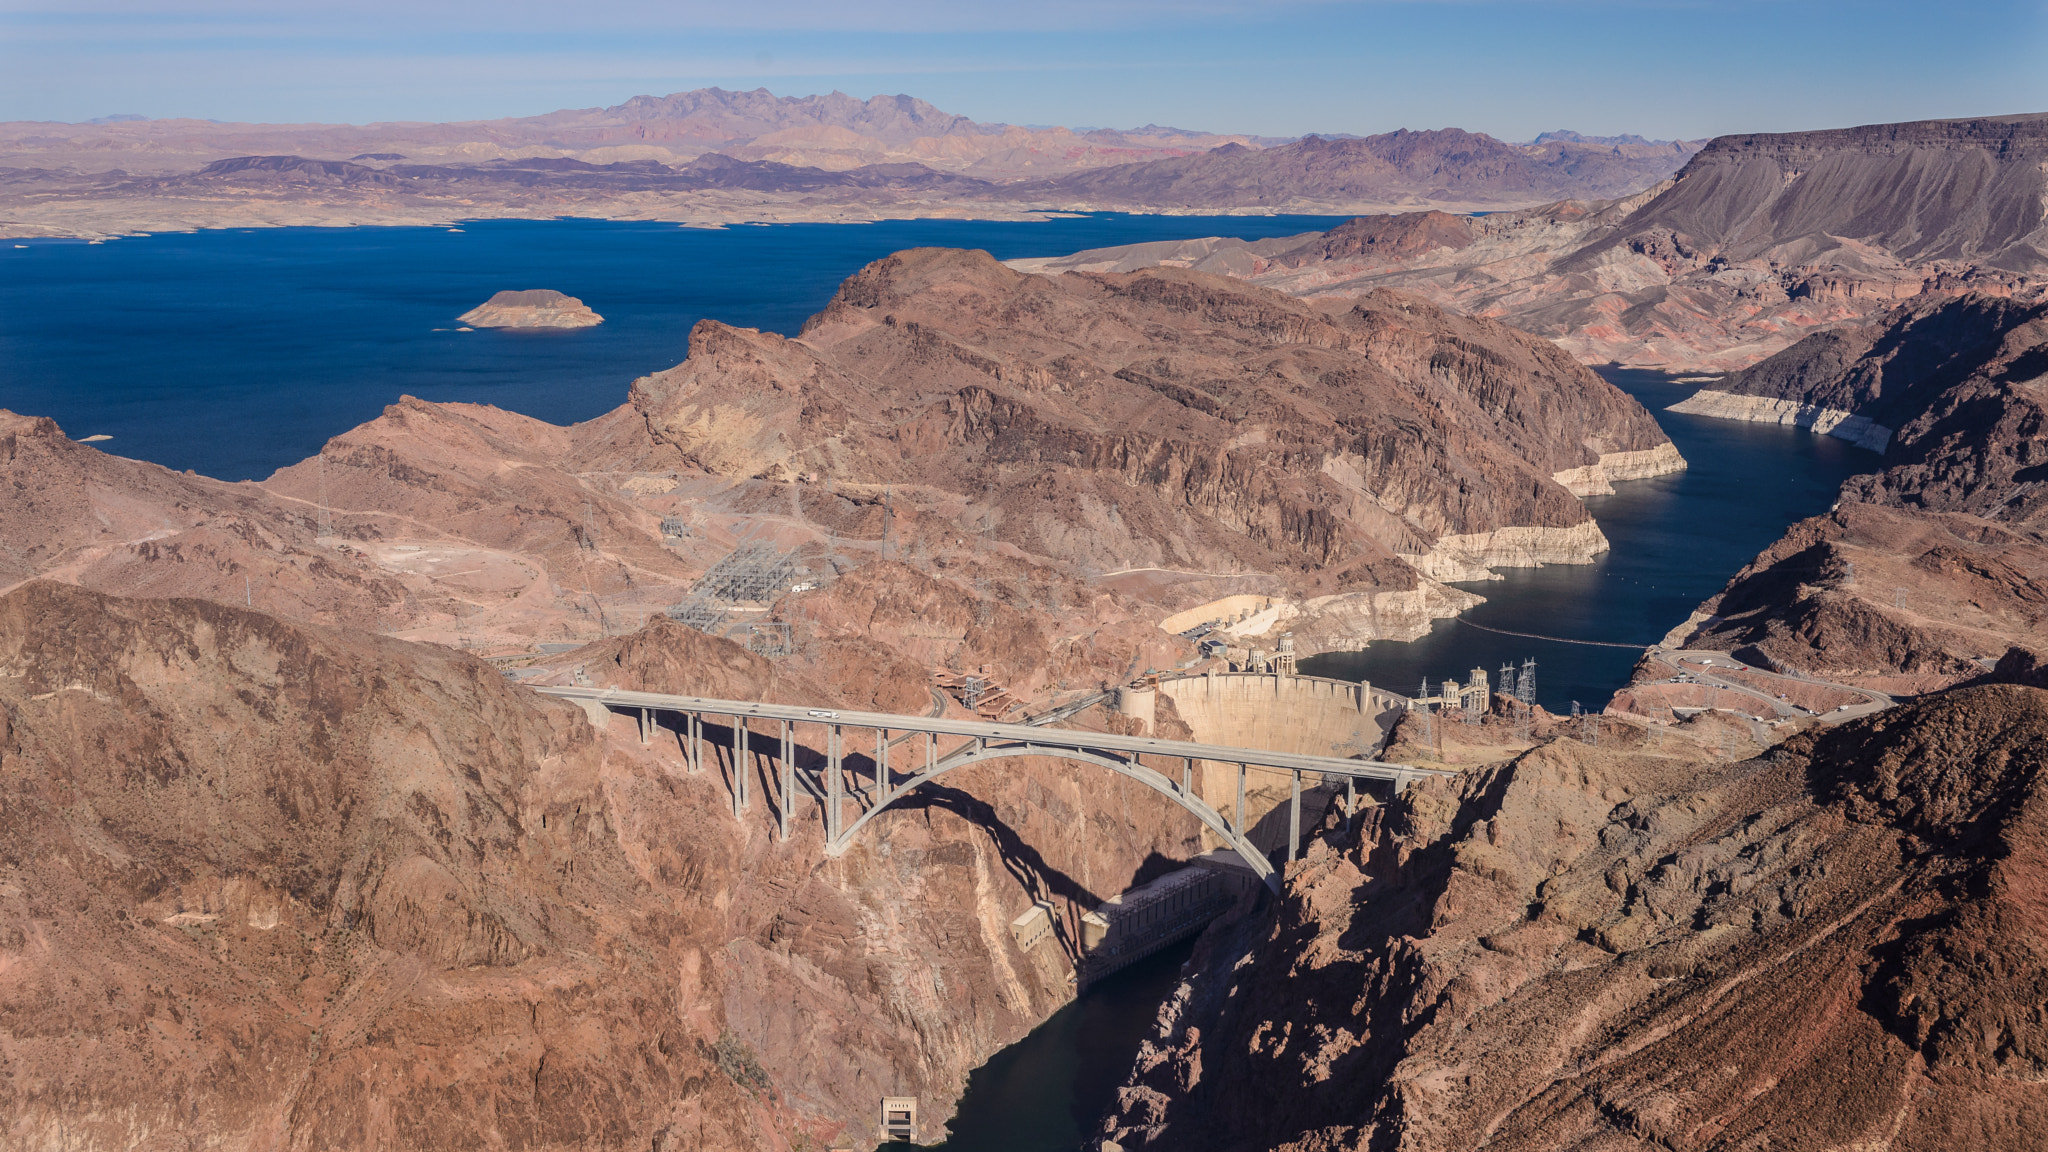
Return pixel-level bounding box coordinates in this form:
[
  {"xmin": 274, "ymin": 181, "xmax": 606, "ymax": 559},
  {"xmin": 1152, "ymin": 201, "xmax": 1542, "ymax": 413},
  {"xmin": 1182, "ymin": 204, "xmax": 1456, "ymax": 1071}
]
[{"xmin": 0, "ymin": 88, "xmax": 1702, "ymax": 238}]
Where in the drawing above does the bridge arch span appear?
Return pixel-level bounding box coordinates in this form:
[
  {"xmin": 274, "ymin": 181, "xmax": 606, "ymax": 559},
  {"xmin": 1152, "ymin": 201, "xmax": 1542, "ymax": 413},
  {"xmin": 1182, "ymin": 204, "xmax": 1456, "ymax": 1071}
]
[
  {"xmin": 824, "ymin": 739, "xmax": 1277, "ymax": 890},
  {"xmin": 533, "ymin": 685, "xmax": 1449, "ymax": 900}
]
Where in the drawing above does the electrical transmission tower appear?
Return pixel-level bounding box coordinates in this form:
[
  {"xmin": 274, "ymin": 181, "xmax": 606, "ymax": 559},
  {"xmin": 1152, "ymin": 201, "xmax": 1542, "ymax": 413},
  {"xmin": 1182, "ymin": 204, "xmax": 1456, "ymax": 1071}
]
[
  {"xmin": 1417, "ymin": 678, "xmax": 1435, "ymax": 749},
  {"xmin": 1515, "ymin": 659, "xmax": 1537, "ymax": 741}
]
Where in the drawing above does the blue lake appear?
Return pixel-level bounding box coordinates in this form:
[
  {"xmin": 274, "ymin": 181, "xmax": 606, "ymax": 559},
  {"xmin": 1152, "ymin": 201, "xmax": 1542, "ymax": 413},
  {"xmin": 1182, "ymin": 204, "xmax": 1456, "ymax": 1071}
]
[{"xmin": 0, "ymin": 214, "xmax": 1347, "ymax": 482}]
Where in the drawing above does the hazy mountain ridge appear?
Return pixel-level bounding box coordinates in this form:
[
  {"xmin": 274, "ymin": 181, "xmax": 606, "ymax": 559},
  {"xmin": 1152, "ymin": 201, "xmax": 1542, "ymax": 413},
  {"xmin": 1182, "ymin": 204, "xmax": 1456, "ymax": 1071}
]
[
  {"xmin": 0, "ymin": 87, "xmax": 1701, "ymax": 238},
  {"xmin": 1021, "ymin": 128, "xmax": 1702, "ymax": 210},
  {"xmin": 0, "ymin": 87, "xmax": 1283, "ymax": 181}
]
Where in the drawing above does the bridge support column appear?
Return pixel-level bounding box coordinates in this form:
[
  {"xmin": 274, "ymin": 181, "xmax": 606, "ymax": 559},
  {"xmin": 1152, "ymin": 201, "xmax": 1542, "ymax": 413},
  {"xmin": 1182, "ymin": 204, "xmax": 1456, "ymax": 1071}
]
[
  {"xmin": 877, "ymin": 728, "xmax": 890, "ymax": 801},
  {"xmin": 1346, "ymin": 776, "xmax": 1355, "ymax": 831},
  {"xmin": 687, "ymin": 712, "xmax": 703, "ymax": 775},
  {"xmin": 1182, "ymin": 757, "xmax": 1193, "ymax": 797},
  {"xmin": 639, "ymin": 707, "xmax": 652, "ymax": 746},
  {"xmin": 1235, "ymin": 763, "xmax": 1246, "ymax": 836},
  {"xmin": 745, "ymin": 717, "xmax": 761, "ymax": 815},
  {"xmin": 827, "ymin": 724, "xmax": 843, "ymax": 844},
  {"xmin": 1288, "ymin": 769, "xmax": 1302, "ymax": 863},
  {"xmin": 780, "ymin": 720, "xmax": 793, "ymax": 842}
]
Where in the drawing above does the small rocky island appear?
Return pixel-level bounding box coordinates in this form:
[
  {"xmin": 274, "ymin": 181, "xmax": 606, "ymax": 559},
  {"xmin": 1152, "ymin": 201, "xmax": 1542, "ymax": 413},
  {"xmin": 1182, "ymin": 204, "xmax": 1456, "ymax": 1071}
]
[{"xmin": 457, "ymin": 288, "xmax": 603, "ymax": 328}]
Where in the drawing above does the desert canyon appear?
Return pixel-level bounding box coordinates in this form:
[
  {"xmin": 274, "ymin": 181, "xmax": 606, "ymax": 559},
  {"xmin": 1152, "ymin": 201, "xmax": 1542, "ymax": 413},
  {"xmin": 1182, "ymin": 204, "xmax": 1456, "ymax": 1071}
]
[{"xmin": 3, "ymin": 90, "xmax": 2048, "ymax": 1152}]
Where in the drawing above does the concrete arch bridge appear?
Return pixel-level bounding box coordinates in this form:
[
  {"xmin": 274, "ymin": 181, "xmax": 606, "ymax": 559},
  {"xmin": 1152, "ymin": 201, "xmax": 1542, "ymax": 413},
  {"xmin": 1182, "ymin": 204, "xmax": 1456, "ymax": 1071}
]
[{"xmin": 534, "ymin": 685, "xmax": 1451, "ymax": 893}]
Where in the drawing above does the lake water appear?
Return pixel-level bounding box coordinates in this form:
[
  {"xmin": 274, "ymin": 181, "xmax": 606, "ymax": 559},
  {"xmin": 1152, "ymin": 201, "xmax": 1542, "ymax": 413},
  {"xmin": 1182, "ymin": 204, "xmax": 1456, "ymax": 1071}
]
[
  {"xmin": 1298, "ymin": 368, "xmax": 1870, "ymax": 712},
  {"xmin": 0, "ymin": 214, "xmax": 1347, "ymax": 482}
]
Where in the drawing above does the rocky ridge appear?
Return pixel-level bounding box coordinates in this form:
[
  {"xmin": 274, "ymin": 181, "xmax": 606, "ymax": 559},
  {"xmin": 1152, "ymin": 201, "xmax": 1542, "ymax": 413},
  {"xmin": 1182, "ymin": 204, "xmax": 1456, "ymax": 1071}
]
[
  {"xmin": 1637, "ymin": 292, "xmax": 2048, "ymax": 697},
  {"xmin": 625, "ymin": 247, "xmax": 1683, "ymax": 638},
  {"xmin": 1013, "ymin": 113, "xmax": 2048, "ymax": 371}
]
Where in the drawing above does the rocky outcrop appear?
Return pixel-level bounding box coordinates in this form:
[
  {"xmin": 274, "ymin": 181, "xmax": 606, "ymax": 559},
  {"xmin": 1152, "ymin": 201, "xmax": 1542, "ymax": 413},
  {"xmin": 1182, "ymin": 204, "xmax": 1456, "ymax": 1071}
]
[
  {"xmin": 1100, "ymin": 685, "xmax": 2048, "ymax": 1150},
  {"xmin": 1397, "ymin": 521, "xmax": 1614, "ymax": 582},
  {"xmin": 1014, "ymin": 114, "xmax": 2048, "ymax": 371},
  {"xmin": 458, "ymin": 288, "xmax": 604, "ymax": 328},
  {"xmin": 1667, "ymin": 292, "xmax": 2048, "ymax": 458}
]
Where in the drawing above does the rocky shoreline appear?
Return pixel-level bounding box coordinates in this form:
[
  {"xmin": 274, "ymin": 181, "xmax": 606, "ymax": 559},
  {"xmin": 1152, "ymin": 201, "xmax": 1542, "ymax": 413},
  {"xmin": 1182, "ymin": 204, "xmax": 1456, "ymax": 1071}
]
[{"xmin": 1665, "ymin": 389, "xmax": 1893, "ymax": 452}]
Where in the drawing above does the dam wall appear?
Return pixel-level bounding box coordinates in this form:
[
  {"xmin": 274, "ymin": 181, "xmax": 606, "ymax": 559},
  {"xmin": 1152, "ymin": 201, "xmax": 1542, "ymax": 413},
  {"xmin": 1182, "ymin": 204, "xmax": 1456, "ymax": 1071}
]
[
  {"xmin": 1159, "ymin": 671, "xmax": 1404, "ymax": 755},
  {"xmin": 1157, "ymin": 672, "xmax": 1408, "ymax": 853}
]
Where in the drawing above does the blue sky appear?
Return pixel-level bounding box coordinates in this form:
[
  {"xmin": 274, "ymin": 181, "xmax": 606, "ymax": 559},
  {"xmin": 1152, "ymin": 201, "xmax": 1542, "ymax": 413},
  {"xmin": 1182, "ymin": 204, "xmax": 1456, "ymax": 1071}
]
[{"xmin": 3, "ymin": 0, "xmax": 2044, "ymax": 141}]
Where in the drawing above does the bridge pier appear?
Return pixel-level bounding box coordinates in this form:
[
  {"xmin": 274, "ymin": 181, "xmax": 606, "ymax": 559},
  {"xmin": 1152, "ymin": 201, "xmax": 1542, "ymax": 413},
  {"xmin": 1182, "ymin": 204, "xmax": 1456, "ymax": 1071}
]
[
  {"xmin": 827, "ymin": 724, "xmax": 843, "ymax": 844},
  {"xmin": 877, "ymin": 728, "xmax": 890, "ymax": 800},
  {"xmin": 736, "ymin": 719, "xmax": 751, "ymax": 817},
  {"xmin": 1235, "ymin": 763, "xmax": 1246, "ymax": 837},
  {"xmin": 1288, "ymin": 769, "xmax": 1302, "ymax": 863},
  {"xmin": 779, "ymin": 719, "xmax": 794, "ymax": 842},
  {"xmin": 687, "ymin": 712, "xmax": 703, "ymax": 775}
]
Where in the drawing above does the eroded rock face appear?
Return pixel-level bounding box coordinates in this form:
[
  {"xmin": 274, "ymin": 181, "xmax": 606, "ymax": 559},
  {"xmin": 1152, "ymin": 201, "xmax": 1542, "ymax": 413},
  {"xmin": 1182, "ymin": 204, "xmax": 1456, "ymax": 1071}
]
[
  {"xmin": 630, "ymin": 249, "xmax": 1680, "ymax": 622},
  {"xmin": 458, "ymin": 288, "xmax": 604, "ymax": 328},
  {"xmin": 0, "ymin": 581, "xmax": 1206, "ymax": 1149},
  {"xmin": 1013, "ymin": 114, "xmax": 2048, "ymax": 371},
  {"xmin": 1100, "ymin": 686, "xmax": 2048, "ymax": 1151}
]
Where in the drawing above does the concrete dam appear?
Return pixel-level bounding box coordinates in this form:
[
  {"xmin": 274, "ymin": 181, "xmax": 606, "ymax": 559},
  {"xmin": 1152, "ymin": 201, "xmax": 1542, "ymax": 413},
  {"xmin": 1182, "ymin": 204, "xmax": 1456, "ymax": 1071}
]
[{"xmin": 1120, "ymin": 669, "xmax": 1409, "ymax": 857}]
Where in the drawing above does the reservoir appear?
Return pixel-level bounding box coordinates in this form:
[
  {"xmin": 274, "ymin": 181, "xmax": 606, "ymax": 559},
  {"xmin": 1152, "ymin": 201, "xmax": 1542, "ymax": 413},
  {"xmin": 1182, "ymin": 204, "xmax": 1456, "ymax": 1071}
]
[{"xmin": 0, "ymin": 214, "xmax": 1348, "ymax": 482}]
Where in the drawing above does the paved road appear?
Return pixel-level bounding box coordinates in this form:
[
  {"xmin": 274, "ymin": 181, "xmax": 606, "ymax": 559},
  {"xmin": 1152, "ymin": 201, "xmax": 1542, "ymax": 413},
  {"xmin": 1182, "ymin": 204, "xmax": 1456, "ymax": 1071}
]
[{"xmin": 1643, "ymin": 648, "xmax": 1894, "ymax": 726}]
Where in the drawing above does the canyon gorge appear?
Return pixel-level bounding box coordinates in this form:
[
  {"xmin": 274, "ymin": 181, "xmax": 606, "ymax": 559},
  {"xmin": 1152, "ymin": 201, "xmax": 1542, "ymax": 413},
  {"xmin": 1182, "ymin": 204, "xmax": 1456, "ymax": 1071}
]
[
  {"xmin": 5, "ymin": 104, "xmax": 2048, "ymax": 1151},
  {"xmin": 0, "ymin": 243, "xmax": 1681, "ymax": 1147}
]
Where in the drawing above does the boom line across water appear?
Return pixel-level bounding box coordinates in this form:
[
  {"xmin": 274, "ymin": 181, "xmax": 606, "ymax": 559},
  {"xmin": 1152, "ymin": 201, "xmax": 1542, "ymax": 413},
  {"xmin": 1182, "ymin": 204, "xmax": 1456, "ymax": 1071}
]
[{"xmin": 1452, "ymin": 617, "xmax": 1654, "ymax": 650}]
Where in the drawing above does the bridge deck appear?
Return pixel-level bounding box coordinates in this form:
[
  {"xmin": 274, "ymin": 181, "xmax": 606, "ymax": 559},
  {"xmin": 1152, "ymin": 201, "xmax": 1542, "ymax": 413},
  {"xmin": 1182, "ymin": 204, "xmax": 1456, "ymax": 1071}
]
[{"xmin": 534, "ymin": 685, "xmax": 1451, "ymax": 783}]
